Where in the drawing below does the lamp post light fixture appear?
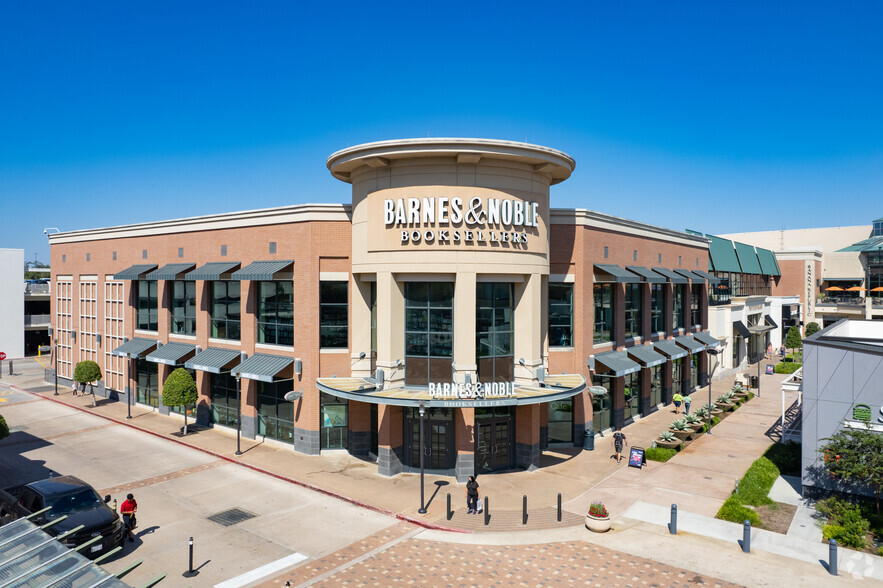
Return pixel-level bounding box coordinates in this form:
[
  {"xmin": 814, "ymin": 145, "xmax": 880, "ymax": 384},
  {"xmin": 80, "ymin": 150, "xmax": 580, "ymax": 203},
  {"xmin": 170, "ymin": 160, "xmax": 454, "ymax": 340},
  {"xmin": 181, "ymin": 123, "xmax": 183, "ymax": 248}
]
[
  {"xmin": 706, "ymin": 341, "xmax": 727, "ymax": 435},
  {"xmin": 418, "ymin": 402, "xmax": 427, "ymax": 515}
]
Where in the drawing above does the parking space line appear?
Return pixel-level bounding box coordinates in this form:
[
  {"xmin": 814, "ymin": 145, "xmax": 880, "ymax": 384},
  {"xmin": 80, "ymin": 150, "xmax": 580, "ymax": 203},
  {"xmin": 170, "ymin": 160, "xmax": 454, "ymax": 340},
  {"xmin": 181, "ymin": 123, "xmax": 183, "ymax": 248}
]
[{"xmin": 213, "ymin": 552, "xmax": 309, "ymax": 588}]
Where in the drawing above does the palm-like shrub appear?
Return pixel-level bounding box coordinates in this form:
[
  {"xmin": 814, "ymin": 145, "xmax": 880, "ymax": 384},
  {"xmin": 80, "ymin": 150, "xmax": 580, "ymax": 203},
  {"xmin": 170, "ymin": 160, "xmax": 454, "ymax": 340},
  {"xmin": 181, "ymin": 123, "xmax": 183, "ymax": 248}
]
[
  {"xmin": 694, "ymin": 407, "xmax": 709, "ymax": 418},
  {"xmin": 684, "ymin": 413, "xmax": 701, "ymax": 425},
  {"xmin": 670, "ymin": 419, "xmax": 689, "ymax": 431},
  {"xmin": 658, "ymin": 431, "xmax": 676, "ymax": 441}
]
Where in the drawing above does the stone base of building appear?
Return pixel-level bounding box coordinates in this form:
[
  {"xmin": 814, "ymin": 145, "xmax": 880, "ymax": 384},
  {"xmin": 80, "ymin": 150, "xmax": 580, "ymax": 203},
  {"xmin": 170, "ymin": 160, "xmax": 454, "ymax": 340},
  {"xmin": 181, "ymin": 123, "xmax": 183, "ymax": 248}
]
[
  {"xmin": 515, "ymin": 441, "xmax": 540, "ymax": 470},
  {"xmin": 241, "ymin": 415, "xmax": 257, "ymax": 440},
  {"xmin": 294, "ymin": 426, "xmax": 320, "ymax": 455},
  {"xmin": 348, "ymin": 430, "xmax": 372, "ymax": 457},
  {"xmin": 378, "ymin": 445, "xmax": 404, "ymax": 477},
  {"xmin": 455, "ymin": 452, "xmax": 474, "ymax": 482}
]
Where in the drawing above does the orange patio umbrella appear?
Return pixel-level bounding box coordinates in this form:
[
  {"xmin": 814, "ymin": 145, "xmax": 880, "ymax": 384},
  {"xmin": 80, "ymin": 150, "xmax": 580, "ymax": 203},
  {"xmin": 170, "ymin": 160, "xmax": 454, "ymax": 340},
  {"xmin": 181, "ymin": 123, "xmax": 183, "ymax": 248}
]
[
  {"xmin": 846, "ymin": 286, "xmax": 866, "ymax": 292},
  {"xmin": 871, "ymin": 287, "xmax": 883, "ymax": 292},
  {"xmin": 824, "ymin": 286, "xmax": 844, "ymax": 292}
]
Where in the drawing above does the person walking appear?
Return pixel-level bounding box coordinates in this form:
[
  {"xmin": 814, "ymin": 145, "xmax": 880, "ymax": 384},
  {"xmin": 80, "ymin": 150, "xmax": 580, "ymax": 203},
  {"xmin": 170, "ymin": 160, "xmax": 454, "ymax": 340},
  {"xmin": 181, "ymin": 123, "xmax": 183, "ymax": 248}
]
[
  {"xmin": 465, "ymin": 476, "xmax": 480, "ymax": 515},
  {"xmin": 683, "ymin": 394, "xmax": 692, "ymax": 415},
  {"xmin": 672, "ymin": 392, "xmax": 683, "ymax": 414},
  {"xmin": 120, "ymin": 493, "xmax": 138, "ymax": 543},
  {"xmin": 612, "ymin": 427, "xmax": 627, "ymax": 464}
]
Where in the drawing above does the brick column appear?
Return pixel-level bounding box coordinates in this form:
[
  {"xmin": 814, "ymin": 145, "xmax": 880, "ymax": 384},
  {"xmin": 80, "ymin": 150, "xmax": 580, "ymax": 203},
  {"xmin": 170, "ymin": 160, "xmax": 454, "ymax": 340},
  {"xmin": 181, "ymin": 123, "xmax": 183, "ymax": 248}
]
[
  {"xmin": 640, "ymin": 366, "xmax": 652, "ymax": 415},
  {"xmin": 241, "ymin": 378, "xmax": 258, "ymax": 441},
  {"xmin": 611, "ymin": 376, "xmax": 625, "ymax": 430},
  {"xmin": 455, "ymin": 407, "xmax": 474, "ymax": 481},
  {"xmin": 573, "ymin": 391, "xmax": 588, "ymax": 446},
  {"xmin": 196, "ymin": 370, "xmax": 211, "ymax": 426},
  {"xmin": 663, "ymin": 359, "xmax": 673, "ymax": 404}
]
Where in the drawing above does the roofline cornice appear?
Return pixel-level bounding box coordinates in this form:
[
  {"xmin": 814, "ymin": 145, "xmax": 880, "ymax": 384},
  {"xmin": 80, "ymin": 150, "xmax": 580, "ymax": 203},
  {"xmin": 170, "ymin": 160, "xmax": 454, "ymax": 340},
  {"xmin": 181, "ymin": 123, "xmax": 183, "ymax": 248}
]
[{"xmin": 550, "ymin": 208, "xmax": 710, "ymax": 248}]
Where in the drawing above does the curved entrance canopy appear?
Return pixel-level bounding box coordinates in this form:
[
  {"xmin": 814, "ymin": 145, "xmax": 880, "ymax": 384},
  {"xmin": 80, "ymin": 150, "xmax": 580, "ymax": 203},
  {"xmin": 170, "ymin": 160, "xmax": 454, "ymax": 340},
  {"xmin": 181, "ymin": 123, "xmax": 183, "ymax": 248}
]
[{"xmin": 316, "ymin": 374, "xmax": 586, "ymax": 408}]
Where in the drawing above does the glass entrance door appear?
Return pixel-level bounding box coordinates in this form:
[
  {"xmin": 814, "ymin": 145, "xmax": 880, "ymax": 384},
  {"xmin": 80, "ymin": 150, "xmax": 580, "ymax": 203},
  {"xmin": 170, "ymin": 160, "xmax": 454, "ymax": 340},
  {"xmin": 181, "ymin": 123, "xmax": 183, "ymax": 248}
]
[
  {"xmin": 475, "ymin": 407, "xmax": 514, "ymax": 473},
  {"xmin": 404, "ymin": 407, "xmax": 455, "ymax": 471}
]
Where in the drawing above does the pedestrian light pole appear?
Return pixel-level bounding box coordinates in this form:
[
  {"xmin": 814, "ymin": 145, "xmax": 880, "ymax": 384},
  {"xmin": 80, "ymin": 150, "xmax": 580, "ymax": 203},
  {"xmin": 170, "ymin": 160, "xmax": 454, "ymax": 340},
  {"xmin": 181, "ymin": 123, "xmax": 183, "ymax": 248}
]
[
  {"xmin": 418, "ymin": 402, "xmax": 427, "ymax": 515},
  {"xmin": 235, "ymin": 374, "xmax": 243, "ymax": 456},
  {"xmin": 127, "ymin": 357, "xmax": 134, "ymax": 419},
  {"xmin": 706, "ymin": 341, "xmax": 727, "ymax": 436},
  {"xmin": 52, "ymin": 334, "xmax": 58, "ymax": 396}
]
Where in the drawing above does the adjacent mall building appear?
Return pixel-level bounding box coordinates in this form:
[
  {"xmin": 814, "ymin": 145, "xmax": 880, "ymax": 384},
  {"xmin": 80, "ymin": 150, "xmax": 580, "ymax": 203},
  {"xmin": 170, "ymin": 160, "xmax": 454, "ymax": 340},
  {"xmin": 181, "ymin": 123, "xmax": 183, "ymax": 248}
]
[{"xmin": 49, "ymin": 138, "xmax": 732, "ymax": 481}]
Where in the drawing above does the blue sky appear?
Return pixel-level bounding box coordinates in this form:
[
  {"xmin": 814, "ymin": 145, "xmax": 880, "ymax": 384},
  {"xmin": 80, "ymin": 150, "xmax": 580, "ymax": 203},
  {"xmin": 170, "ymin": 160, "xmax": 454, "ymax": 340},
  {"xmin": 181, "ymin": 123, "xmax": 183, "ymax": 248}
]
[{"xmin": 2, "ymin": 1, "xmax": 882, "ymax": 264}]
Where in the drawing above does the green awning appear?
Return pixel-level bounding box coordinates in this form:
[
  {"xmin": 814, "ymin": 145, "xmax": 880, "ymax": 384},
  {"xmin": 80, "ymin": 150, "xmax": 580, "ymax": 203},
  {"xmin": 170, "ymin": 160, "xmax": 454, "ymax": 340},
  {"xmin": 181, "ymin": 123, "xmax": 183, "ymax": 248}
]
[
  {"xmin": 706, "ymin": 235, "xmax": 742, "ymax": 273},
  {"xmin": 733, "ymin": 321, "xmax": 750, "ymax": 338},
  {"xmin": 594, "ymin": 264, "xmax": 641, "ymax": 283},
  {"xmin": 625, "ymin": 266, "xmax": 666, "ymax": 283},
  {"xmin": 693, "ymin": 331, "xmax": 722, "ymax": 349},
  {"xmin": 146, "ymin": 342, "xmax": 196, "ymax": 366},
  {"xmin": 653, "ymin": 339, "xmax": 688, "ymax": 360},
  {"xmin": 113, "ymin": 264, "xmax": 157, "ymax": 280},
  {"xmin": 675, "ymin": 335, "xmax": 705, "ymax": 353},
  {"xmin": 185, "ymin": 347, "xmax": 243, "ymax": 373},
  {"xmin": 651, "ymin": 267, "xmax": 688, "ymax": 284},
  {"xmin": 185, "ymin": 262, "xmax": 241, "ymax": 281},
  {"xmin": 674, "ymin": 269, "xmax": 706, "ymax": 283},
  {"xmin": 231, "ymin": 353, "xmax": 293, "ymax": 382},
  {"xmin": 626, "ymin": 344, "xmax": 667, "ymax": 367},
  {"xmin": 230, "ymin": 260, "xmax": 294, "ymax": 281},
  {"xmin": 692, "ymin": 270, "xmax": 721, "ymax": 285},
  {"xmin": 756, "ymin": 248, "xmax": 780, "ymax": 276},
  {"xmin": 591, "ymin": 350, "xmax": 641, "ymax": 377},
  {"xmin": 112, "ymin": 337, "xmax": 158, "ymax": 358},
  {"xmin": 145, "ymin": 263, "xmax": 196, "ymax": 280},
  {"xmin": 734, "ymin": 242, "xmax": 762, "ymax": 275}
]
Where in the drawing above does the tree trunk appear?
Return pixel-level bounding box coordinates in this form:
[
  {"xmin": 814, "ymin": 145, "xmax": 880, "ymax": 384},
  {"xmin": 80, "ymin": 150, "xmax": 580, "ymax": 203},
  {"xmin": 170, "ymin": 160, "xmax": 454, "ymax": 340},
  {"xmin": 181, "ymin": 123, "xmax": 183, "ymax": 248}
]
[{"xmin": 90, "ymin": 383, "xmax": 96, "ymax": 407}]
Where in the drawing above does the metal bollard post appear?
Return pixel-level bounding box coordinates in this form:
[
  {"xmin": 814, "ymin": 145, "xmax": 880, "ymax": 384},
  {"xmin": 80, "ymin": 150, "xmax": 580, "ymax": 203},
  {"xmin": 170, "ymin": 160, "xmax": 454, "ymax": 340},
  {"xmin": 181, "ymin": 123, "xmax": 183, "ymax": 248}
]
[
  {"xmin": 182, "ymin": 536, "xmax": 198, "ymax": 577},
  {"xmin": 484, "ymin": 497, "xmax": 489, "ymax": 526},
  {"xmin": 828, "ymin": 539, "xmax": 838, "ymax": 575},
  {"xmin": 446, "ymin": 493, "xmax": 452, "ymax": 520},
  {"xmin": 557, "ymin": 493, "xmax": 562, "ymax": 522},
  {"xmin": 8, "ymin": 361, "xmax": 13, "ymax": 375},
  {"xmin": 669, "ymin": 504, "xmax": 677, "ymax": 535},
  {"xmin": 522, "ymin": 495, "xmax": 527, "ymax": 525},
  {"xmin": 741, "ymin": 520, "xmax": 751, "ymax": 553}
]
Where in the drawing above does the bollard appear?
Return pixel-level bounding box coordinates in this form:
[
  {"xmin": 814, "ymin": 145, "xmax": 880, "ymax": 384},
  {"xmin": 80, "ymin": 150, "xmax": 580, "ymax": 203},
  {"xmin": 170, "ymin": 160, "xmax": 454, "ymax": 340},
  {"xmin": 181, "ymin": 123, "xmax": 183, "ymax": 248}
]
[
  {"xmin": 446, "ymin": 493, "xmax": 452, "ymax": 520},
  {"xmin": 182, "ymin": 536, "xmax": 198, "ymax": 577},
  {"xmin": 112, "ymin": 499, "xmax": 118, "ymax": 513},
  {"xmin": 828, "ymin": 539, "xmax": 838, "ymax": 575},
  {"xmin": 522, "ymin": 495, "xmax": 527, "ymax": 525},
  {"xmin": 557, "ymin": 493, "xmax": 562, "ymax": 522},
  {"xmin": 8, "ymin": 361, "xmax": 13, "ymax": 375},
  {"xmin": 484, "ymin": 496, "xmax": 489, "ymax": 526},
  {"xmin": 669, "ymin": 504, "xmax": 677, "ymax": 535},
  {"xmin": 741, "ymin": 520, "xmax": 751, "ymax": 553}
]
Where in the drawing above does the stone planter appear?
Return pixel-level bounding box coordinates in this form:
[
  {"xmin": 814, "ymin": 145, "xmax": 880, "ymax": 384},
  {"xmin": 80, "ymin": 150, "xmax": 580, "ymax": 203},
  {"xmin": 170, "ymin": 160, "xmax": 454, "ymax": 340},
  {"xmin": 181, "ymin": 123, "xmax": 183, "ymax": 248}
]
[
  {"xmin": 655, "ymin": 439, "xmax": 681, "ymax": 449},
  {"xmin": 585, "ymin": 513, "xmax": 611, "ymax": 533},
  {"xmin": 716, "ymin": 402, "xmax": 735, "ymax": 411},
  {"xmin": 668, "ymin": 428, "xmax": 691, "ymax": 441}
]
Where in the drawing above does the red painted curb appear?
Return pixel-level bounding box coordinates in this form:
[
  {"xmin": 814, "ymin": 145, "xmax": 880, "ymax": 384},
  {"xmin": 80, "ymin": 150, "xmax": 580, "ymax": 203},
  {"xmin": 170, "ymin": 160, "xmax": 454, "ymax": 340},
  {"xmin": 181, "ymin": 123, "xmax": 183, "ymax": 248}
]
[{"xmin": 11, "ymin": 384, "xmax": 470, "ymax": 534}]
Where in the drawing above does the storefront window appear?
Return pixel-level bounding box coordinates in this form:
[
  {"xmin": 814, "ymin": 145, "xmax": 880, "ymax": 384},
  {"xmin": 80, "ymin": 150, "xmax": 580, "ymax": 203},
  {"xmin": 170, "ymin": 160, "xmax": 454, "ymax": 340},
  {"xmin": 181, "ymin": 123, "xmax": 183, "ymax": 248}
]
[
  {"xmin": 650, "ymin": 365, "xmax": 662, "ymax": 406},
  {"xmin": 549, "ymin": 283, "xmax": 573, "ymax": 347},
  {"xmin": 135, "ymin": 359, "xmax": 158, "ymax": 407},
  {"xmin": 591, "ymin": 380, "xmax": 612, "ymax": 433},
  {"xmin": 136, "ymin": 280, "xmax": 158, "ymax": 331},
  {"xmin": 476, "ymin": 283, "xmax": 513, "ymax": 383},
  {"xmin": 623, "ymin": 371, "xmax": 641, "ymax": 421},
  {"xmin": 593, "ymin": 283, "xmax": 613, "ymax": 343},
  {"xmin": 650, "ymin": 284, "xmax": 665, "ymax": 333},
  {"xmin": 547, "ymin": 399, "xmax": 573, "ymax": 444},
  {"xmin": 211, "ymin": 281, "xmax": 241, "ymax": 340},
  {"xmin": 258, "ymin": 281, "xmax": 293, "ymax": 346},
  {"xmin": 672, "ymin": 284, "xmax": 685, "ymax": 331},
  {"xmin": 690, "ymin": 354, "xmax": 699, "ymax": 391},
  {"xmin": 209, "ymin": 372, "xmax": 237, "ymax": 427},
  {"xmin": 624, "ymin": 283, "xmax": 643, "ymax": 339},
  {"xmin": 320, "ymin": 393, "xmax": 348, "ymax": 449},
  {"xmin": 320, "ymin": 281, "xmax": 348, "ymax": 348},
  {"xmin": 405, "ymin": 282, "xmax": 454, "ymax": 386},
  {"xmin": 171, "ymin": 280, "xmax": 196, "ymax": 335},
  {"xmin": 257, "ymin": 380, "xmax": 294, "ymax": 442},
  {"xmin": 672, "ymin": 357, "xmax": 685, "ymax": 396},
  {"xmin": 690, "ymin": 284, "xmax": 702, "ymax": 329}
]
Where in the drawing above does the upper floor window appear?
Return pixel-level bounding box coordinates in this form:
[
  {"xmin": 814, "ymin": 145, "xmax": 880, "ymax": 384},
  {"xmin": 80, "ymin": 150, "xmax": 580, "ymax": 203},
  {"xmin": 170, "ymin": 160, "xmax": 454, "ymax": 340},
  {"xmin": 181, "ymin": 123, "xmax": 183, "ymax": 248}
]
[
  {"xmin": 549, "ymin": 283, "xmax": 573, "ymax": 347},
  {"xmin": 873, "ymin": 220, "xmax": 883, "ymax": 237},
  {"xmin": 171, "ymin": 281, "xmax": 196, "ymax": 335},
  {"xmin": 405, "ymin": 282, "xmax": 453, "ymax": 385},
  {"xmin": 650, "ymin": 284, "xmax": 665, "ymax": 333},
  {"xmin": 320, "ymin": 281, "xmax": 348, "ymax": 348},
  {"xmin": 672, "ymin": 284, "xmax": 685, "ymax": 331},
  {"xmin": 211, "ymin": 281, "xmax": 240, "ymax": 340},
  {"xmin": 690, "ymin": 284, "xmax": 703, "ymax": 328},
  {"xmin": 593, "ymin": 283, "xmax": 613, "ymax": 344},
  {"xmin": 136, "ymin": 280, "xmax": 158, "ymax": 331},
  {"xmin": 258, "ymin": 281, "xmax": 293, "ymax": 346},
  {"xmin": 624, "ymin": 283, "xmax": 642, "ymax": 339}
]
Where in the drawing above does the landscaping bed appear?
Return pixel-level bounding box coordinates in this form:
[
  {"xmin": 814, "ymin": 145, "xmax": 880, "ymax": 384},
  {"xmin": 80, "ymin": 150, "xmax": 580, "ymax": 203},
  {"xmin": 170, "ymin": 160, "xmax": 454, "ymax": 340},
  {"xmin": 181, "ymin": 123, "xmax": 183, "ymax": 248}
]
[
  {"xmin": 816, "ymin": 496, "xmax": 883, "ymax": 556},
  {"xmin": 755, "ymin": 502, "xmax": 798, "ymax": 534}
]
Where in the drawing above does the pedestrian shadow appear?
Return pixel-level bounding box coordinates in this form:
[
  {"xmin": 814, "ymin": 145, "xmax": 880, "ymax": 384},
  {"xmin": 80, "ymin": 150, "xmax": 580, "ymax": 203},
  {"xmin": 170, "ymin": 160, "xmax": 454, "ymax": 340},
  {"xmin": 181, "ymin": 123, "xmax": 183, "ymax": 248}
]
[{"xmin": 136, "ymin": 525, "xmax": 160, "ymax": 538}]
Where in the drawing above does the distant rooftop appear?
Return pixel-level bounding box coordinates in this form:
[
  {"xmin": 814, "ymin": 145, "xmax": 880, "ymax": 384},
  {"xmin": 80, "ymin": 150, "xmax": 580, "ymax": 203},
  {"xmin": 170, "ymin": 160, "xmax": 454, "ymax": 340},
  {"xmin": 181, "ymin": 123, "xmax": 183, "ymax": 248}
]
[{"xmin": 806, "ymin": 319, "xmax": 883, "ymax": 352}]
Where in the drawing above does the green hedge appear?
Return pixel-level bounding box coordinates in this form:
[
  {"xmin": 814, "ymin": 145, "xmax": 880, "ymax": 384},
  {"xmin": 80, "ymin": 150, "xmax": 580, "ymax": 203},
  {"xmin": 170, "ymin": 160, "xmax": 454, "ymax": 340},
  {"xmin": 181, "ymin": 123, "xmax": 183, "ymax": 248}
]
[
  {"xmin": 645, "ymin": 447, "xmax": 677, "ymax": 462},
  {"xmin": 0, "ymin": 414, "xmax": 8, "ymax": 440},
  {"xmin": 818, "ymin": 497, "xmax": 871, "ymax": 549},
  {"xmin": 774, "ymin": 362, "xmax": 802, "ymax": 374},
  {"xmin": 763, "ymin": 442, "xmax": 801, "ymax": 477},
  {"xmin": 735, "ymin": 457, "xmax": 778, "ymax": 506},
  {"xmin": 718, "ymin": 497, "xmax": 761, "ymax": 526}
]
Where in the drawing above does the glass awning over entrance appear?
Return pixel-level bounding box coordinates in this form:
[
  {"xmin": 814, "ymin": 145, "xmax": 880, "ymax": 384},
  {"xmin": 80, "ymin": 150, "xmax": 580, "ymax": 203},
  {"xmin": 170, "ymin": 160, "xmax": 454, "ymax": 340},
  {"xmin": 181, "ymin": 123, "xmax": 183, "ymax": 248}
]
[{"xmin": 316, "ymin": 374, "xmax": 586, "ymax": 408}]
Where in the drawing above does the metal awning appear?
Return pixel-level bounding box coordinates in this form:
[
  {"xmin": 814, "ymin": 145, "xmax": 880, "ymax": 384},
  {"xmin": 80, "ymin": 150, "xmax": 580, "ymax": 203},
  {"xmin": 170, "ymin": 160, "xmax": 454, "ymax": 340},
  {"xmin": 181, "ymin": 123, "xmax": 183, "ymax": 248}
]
[
  {"xmin": 316, "ymin": 373, "xmax": 586, "ymax": 408},
  {"xmin": 113, "ymin": 264, "xmax": 157, "ymax": 280},
  {"xmin": 651, "ymin": 267, "xmax": 688, "ymax": 284},
  {"xmin": 185, "ymin": 262, "xmax": 241, "ymax": 281},
  {"xmin": 625, "ymin": 266, "xmax": 666, "ymax": 283},
  {"xmin": 748, "ymin": 323, "xmax": 775, "ymax": 335},
  {"xmin": 230, "ymin": 260, "xmax": 294, "ymax": 281},
  {"xmin": 734, "ymin": 242, "xmax": 762, "ymax": 275},
  {"xmin": 675, "ymin": 334, "xmax": 706, "ymax": 353},
  {"xmin": 231, "ymin": 353, "xmax": 293, "ymax": 382},
  {"xmin": 146, "ymin": 342, "xmax": 196, "ymax": 366},
  {"xmin": 706, "ymin": 235, "xmax": 742, "ymax": 273},
  {"xmin": 592, "ymin": 350, "xmax": 641, "ymax": 377},
  {"xmin": 145, "ymin": 263, "xmax": 196, "ymax": 280},
  {"xmin": 765, "ymin": 315, "xmax": 779, "ymax": 329},
  {"xmin": 693, "ymin": 331, "xmax": 722, "ymax": 349},
  {"xmin": 594, "ymin": 264, "xmax": 641, "ymax": 283},
  {"xmin": 185, "ymin": 347, "xmax": 242, "ymax": 373},
  {"xmin": 692, "ymin": 270, "xmax": 721, "ymax": 285},
  {"xmin": 653, "ymin": 339, "xmax": 688, "ymax": 360},
  {"xmin": 757, "ymin": 248, "xmax": 780, "ymax": 276},
  {"xmin": 112, "ymin": 337, "xmax": 158, "ymax": 358},
  {"xmin": 626, "ymin": 344, "xmax": 667, "ymax": 367},
  {"xmin": 733, "ymin": 320, "xmax": 751, "ymax": 338},
  {"xmin": 674, "ymin": 269, "xmax": 706, "ymax": 283}
]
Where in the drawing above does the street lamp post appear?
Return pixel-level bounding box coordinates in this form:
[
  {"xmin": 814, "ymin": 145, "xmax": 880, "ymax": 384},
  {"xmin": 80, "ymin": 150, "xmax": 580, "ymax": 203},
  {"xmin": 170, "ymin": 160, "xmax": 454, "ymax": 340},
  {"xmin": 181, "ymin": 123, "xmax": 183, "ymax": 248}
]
[
  {"xmin": 235, "ymin": 374, "xmax": 243, "ymax": 455},
  {"xmin": 706, "ymin": 342, "xmax": 727, "ymax": 435},
  {"xmin": 53, "ymin": 338, "xmax": 58, "ymax": 396},
  {"xmin": 418, "ymin": 403, "xmax": 427, "ymax": 515},
  {"xmin": 127, "ymin": 357, "xmax": 133, "ymax": 419}
]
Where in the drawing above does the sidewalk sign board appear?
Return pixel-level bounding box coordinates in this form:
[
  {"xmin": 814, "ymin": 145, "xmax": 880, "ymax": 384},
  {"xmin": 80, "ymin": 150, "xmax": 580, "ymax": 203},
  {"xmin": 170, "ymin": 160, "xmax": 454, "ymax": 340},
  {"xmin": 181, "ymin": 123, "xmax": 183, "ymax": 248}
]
[
  {"xmin": 766, "ymin": 365, "xmax": 774, "ymax": 375},
  {"xmin": 628, "ymin": 446, "xmax": 646, "ymax": 469}
]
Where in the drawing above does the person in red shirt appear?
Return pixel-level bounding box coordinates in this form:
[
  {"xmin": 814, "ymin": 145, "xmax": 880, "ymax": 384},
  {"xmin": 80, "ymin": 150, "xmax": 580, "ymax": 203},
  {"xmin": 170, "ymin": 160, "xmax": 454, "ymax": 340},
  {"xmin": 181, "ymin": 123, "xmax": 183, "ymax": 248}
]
[{"xmin": 120, "ymin": 493, "xmax": 138, "ymax": 543}]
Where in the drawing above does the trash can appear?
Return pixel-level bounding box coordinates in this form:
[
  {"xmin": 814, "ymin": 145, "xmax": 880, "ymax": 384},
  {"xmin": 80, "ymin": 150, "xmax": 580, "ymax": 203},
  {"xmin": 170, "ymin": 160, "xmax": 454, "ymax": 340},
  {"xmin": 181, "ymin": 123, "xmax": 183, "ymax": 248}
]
[
  {"xmin": 750, "ymin": 375, "xmax": 759, "ymax": 389},
  {"xmin": 583, "ymin": 429, "xmax": 595, "ymax": 451}
]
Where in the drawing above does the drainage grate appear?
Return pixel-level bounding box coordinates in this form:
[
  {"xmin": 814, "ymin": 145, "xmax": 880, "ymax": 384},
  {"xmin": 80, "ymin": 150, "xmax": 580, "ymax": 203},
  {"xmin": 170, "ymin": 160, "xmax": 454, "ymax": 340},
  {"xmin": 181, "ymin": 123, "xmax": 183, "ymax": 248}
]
[{"xmin": 207, "ymin": 507, "xmax": 258, "ymax": 527}]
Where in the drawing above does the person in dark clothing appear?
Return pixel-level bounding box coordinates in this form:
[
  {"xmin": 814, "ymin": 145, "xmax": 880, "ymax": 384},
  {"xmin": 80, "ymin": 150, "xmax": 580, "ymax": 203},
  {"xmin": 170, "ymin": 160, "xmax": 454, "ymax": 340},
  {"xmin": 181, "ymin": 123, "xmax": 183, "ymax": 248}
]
[
  {"xmin": 465, "ymin": 476, "xmax": 480, "ymax": 514},
  {"xmin": 612, "ymin": 427, "xmax": 628, "ymax": 464}
]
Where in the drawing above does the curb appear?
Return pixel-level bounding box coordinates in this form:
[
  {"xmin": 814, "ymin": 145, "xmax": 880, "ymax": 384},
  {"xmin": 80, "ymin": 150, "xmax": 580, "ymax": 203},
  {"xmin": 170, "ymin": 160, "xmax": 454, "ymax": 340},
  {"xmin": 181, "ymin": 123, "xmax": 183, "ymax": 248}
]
[{"xmin": 9, "ymin": 383, "xmax": 470, "ymax": 535}]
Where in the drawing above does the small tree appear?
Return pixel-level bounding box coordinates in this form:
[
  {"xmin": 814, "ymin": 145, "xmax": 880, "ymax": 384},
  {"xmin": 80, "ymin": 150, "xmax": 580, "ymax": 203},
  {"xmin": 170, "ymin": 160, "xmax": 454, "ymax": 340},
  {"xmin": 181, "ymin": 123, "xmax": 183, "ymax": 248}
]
[
  {"xmin": 805, "ymin": 322, "xmax": 821, "ymax": 338},
  {"xmin": 162, "ymin": 368, "xmax": 198, "ymax": 435},
  {"xmin": 784, "ymin": 325, "xmax": 802, "ymax": 354},
  {"xmin": 73, "ymin": 360, "xmax": 103, "ymax": 407},
  {"xmin": 0, "ymin": 414, "xmax": 9, "ymax": 440},
  {"xmin": 820, "ymin": 426, "xmax": 883, "ymax": 514}
]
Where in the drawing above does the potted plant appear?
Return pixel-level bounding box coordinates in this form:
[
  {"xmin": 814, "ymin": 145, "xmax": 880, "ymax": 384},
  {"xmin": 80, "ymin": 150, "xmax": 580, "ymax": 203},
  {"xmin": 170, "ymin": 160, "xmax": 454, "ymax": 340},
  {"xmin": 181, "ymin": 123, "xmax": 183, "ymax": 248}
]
[
  {"xmin": 684, "ymin": 413, "xmax": 703, "ymax": 431},
  {"xmin": 656, "ymin": 431, "xmax": 681, "ymax": 449},
  {"xmin": 694, "ymin": 407, "xmax": 709, "ymax": 419},
  {"xmin": 703, "ymin": 402, "xmax": 723, "ymax": 416},
  {"xmin": 716, "ymin": 393, "xmax": 735, "ymax": 411},
  {"xmin": 585, "ymin": 500, "xmax": 611, "ymax": 532},
  {"xmin": 731, "ymin": 384, "xmax": 748, "ymax": 399},
  {"xmin": 669, "ymin": 419, "xmax": 692, "ymax": 441}
]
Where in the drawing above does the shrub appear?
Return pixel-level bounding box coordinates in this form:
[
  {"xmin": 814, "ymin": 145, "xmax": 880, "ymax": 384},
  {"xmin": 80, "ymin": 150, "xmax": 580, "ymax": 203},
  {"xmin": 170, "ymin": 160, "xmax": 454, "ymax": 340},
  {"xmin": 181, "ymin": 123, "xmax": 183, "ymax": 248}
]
[
  {"xmin": 699, "ymin": 416, "xmax": 721, "ymax": 433},
  {"xmin": 694, "ymin": 407, "xmax": 708, "ymax": 418},
  {"xmin": 764, "ymin": 442, "xmax": 802, "ymax": 477},
  {"xmin": 774, "ymin": 362, "xmax": 802, "ymax": 374},
  {"xmin": 747, "ymin": 392, "xmax": 755, "ymax": 400},
  {"xmin": 736, "ymin": 457, "xmax": 778, "ymax": 506},
  {"xmin": 645, "ymin": 447, "xmax": 677, "ymax": 462},
  {"xmin": 718, "ymin": 497, "xmax": 761, "ymax": 526},
  {"xmin": 588, "ymin": 501, "xmax": 608, "ymax": 518},
  {"xmin": 670, "ymin": 419, "xmax": 689, "ymax": 431},
  {"xmin": 717, "ymin": 394, "xmax": 732, "ymax": 404},
  {"xmin": 878, "ymin": 546, "xmax": 883, "ymax": 557},
  {"xmin": 805, "ymin": 322, "xmax": 821, "ymax": 337},
  {"xmin": 684, "ymin": 414, "xmax": 701, "ymax": 425},
  {"xmin": 0, "ymin": 414, "xmax": 8, "ymax": 440},
  {"xmin": 822, "ymin": 514, "xmax": 868, "ymax": 549}
]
